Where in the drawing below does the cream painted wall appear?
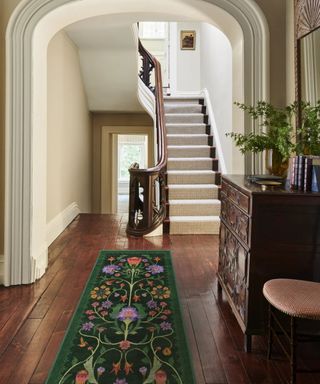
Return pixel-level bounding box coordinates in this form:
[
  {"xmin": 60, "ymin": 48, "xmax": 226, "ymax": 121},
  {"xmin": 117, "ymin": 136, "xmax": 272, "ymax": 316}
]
[
  {"xmin": 170, "ymin": 22, "xmax": 201, "ymax": 94},
  {"xmin": 47, "ymin": 31, "xmax": 92, "ymax": 223},
  {"xmin": 255, "ymin": 0, "xmax": 287, "ymax": 106},
  {"xmin": 200, "ymin": 23, "xmax": 233, "ymax": 172}
]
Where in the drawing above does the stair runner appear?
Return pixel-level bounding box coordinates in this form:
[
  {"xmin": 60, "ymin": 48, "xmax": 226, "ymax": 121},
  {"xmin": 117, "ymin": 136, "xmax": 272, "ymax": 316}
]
[{"xmin": 164, "ymin": 97, "xmax": 221, "ymax": 234}]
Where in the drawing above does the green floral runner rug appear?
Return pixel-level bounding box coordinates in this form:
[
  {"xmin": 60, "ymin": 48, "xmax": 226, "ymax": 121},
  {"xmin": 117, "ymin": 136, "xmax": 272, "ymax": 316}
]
[{"xmin": 46, "ymin": 250, "xmax": 195, "ymax": 384}]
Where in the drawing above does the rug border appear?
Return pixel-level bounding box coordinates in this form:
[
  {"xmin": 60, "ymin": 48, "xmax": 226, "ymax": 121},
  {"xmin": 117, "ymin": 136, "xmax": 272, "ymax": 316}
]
[{"xmin": 45, "ymin": 250, "xmax": 196, "ymax": 383}]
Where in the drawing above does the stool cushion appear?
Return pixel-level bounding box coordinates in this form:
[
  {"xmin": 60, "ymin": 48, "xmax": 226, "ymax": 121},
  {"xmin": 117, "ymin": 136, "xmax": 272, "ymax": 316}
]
[{"xmin": 263, "ymin": 279, "xmax": 320, "ymax": 320}]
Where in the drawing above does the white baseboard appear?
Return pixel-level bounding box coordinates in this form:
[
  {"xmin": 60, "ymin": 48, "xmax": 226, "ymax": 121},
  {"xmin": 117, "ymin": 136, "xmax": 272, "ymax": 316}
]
[
  {"xmin": 47, "ymin": 202, "xmax": 80, "ymax": 246},
  {"xmin": 0, "ymin": 255, "xmax": 4, "ymax": 285}
]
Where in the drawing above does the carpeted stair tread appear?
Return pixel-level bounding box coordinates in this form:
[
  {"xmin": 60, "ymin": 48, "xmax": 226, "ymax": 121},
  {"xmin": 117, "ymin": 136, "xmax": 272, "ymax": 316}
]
[
  {"xmin": 166, "ymin": 113, "xmax": 204, "ymax": 124},
  {"xmin": 169, "ymin": 199, "xmax": 220, "ymax": 205},
  {"xmin": 168, "ymin": 145, "xmax": 210, "ymax": 149},
  {"xmin": 164, "ymin": 96, "xmax": 204, "ymax": 104},
  {"xmin": 167, "ymin": 170, "xmax": 216, "ymax": 185},
  {"xmin": 168, "ymin": 184, "xmax": 219, "ymax": 190},
  {"xmin": 168, "ymin": 145, "xmax": 212, "ymax": 158},
  {"xmin": 167, "ymin": 157, "xmax": 216, "ymax": 170},
  {"xmin": 167, "ymin": 170, "xmax": 215, "ymax": 174},
  {"xmin": 169, "ymin": 216, "xmax": 220, "ymax": 235},
  {"xmin": 168, "ymin": 185, "xmax": 219, "ymax": 200},
  {"xmin": 165, "ymin": 104, "xmax": 203, "ymax": 114},
  {"xmin": 167, "ymin": 134, "xmax": 209, "ymax": 146},
  {"xmin": 170, "ymin": 215, "xmax": 220, "ymax": 222},
  {"xmin": 166, "ymin": 123, "xmax": 207, "ymax": 134},
  {"xmin": 169, "ymin": 199, "xmax": 221, "ymax": 216},
  {"xmin": 167, "ymin": 133, "xmax": 208, "ymax": 137},
  {"xmin": 166, "ymin": 123, "xmax": 206, "ymax": 127}
]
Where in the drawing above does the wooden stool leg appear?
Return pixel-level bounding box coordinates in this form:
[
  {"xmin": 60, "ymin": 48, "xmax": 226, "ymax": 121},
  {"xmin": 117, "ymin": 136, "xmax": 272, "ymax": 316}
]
[
  {"xmin": 217, "ymin": 280, "xmax": 222, "ymax": 294},
  {"xmin": 267, "ymin": 303, "xmax": 273, "ymax": 359},
  {"xmin": 244, "ymin": 334, "xmax": 252, "ymax": 353},
  {"xmin": 290, "ymin": 316, "xmax": 296, "ymax": 384}
]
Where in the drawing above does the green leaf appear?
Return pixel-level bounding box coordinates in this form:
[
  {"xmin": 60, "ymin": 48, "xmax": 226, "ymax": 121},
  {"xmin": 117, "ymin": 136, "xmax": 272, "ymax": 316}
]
[
  {"xmin": 134, "ymin": 304, "xmax": 147, "ymax": 319},
  {"xmin": 83, "ymin": 356, "xmax": 98, "ymax": 384},
  {"xmin": 96, "ymin": 357, "xmax": 105, "ymax": 366},
  {"xmin": 143, "ymin": 356, "xmax": 162, "ymax": 384},
  {"xmin": 141, "ymin": 356, "xmax": 150, "ymax": 365},
  {"xmin": 99, "ymin": 346, "xmax": 107, "ymax": 355},
  {"xmin": 71, "ymin": 357, "xmax": 79, "ymax": 366},
  {"xmin": 110, "ymin": 304, "xmax": 124, "ymax": 319}
]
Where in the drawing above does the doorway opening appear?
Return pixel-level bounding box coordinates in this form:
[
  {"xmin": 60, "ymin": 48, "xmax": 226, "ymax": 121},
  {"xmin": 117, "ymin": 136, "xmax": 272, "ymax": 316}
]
[{"xmin": 117, "ymin": 134, "xmax": 148, "ymax": 214}]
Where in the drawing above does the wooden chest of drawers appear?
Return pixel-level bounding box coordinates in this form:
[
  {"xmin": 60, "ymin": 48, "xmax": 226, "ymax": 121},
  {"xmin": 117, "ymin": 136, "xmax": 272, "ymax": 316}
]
[{"xmin": 218, "ymin": 175, "xmax": 320, "ymax": 351}]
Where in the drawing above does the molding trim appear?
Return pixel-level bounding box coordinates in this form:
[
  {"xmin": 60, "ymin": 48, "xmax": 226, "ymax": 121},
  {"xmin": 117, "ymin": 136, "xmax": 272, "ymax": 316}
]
[
  {"xmin": 5, "ymin": 0, "xmax": 269, "ymax": 285},
  {"xmin": 0, "ymin": 255, "xmax": 4, "ymax": 285},
  {"xmin": 47, "ymin": 202, "xmax": 80, "ymax": 247},
  {"xmin": 203, "ymin": 88, "xmax": 227, "ymax": 174}
]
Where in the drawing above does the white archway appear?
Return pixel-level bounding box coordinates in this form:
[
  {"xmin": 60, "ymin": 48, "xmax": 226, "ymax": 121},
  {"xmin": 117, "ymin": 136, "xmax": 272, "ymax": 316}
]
[{"xmin": 5, "ymin": 0, "xmax": 269, "ymax": 285}]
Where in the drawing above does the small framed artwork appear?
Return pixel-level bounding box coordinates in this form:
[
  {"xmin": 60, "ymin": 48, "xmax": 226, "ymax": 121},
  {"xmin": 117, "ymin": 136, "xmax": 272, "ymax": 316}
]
[{"xmin": 180, "ymin": 30, "xmax": 196, "ymax": 50}]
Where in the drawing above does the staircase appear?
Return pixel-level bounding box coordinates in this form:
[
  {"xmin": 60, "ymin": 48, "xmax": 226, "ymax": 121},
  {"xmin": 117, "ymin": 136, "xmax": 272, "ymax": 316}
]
[{"xmin": 164, "ymin": 97, "xmax": 221, "ymax": 234}]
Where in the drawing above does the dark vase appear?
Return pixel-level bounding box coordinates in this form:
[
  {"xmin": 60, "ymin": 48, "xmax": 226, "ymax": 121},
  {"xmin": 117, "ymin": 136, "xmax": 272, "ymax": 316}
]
[{"xmin": 265, "ymin": 149, "xmax": 289, "ymax": 177}]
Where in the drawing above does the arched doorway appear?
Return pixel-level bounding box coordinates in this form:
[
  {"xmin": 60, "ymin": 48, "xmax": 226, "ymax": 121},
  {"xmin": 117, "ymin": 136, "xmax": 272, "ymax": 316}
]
[{"xmin": 4, "ymin": 0, "xmax": 269, "ymax": 285}]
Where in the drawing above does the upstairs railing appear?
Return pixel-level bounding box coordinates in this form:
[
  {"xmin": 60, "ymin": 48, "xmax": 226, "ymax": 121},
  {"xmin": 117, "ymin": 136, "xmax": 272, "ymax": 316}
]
[{"xmin": 126, "ymin": 40, "xmax": 167, "ymax": 236}]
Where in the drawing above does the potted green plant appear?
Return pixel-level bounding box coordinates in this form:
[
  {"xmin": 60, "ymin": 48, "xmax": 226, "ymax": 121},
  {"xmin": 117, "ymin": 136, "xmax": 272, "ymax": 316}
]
[
  {"xmin": 296, "ymin": 101, "xmax": 320, "ymax": 156},
  {"xmin": 227, "ymin": 101, "xmax": 296, "ymax": 177}
]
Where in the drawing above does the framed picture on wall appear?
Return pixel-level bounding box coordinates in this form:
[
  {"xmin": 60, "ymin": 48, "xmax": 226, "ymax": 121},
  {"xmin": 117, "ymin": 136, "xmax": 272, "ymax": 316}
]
[{"xmin": 180, "ymin": 30, "xmax": 196, "ymax": 50}]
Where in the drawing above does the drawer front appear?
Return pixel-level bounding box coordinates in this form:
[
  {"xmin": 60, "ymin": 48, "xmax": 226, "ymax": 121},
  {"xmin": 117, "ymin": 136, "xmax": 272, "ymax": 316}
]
[
  {"xmin": 219, "ymin": 223, "xmax": 248, "ymax": 321},
  {"xmin": 221, "ymin": 195, "xmax": 250, "ymax": 245},
  {"xmin": 221, "ymin": 180, "xmax": 250, "ymax": 213}
]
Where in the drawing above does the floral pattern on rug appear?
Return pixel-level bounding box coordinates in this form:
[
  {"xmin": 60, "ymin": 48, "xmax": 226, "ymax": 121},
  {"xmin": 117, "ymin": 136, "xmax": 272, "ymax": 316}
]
[{"xmin": 47, "ymin": 251, "xmax": 194, "ymax": 384}]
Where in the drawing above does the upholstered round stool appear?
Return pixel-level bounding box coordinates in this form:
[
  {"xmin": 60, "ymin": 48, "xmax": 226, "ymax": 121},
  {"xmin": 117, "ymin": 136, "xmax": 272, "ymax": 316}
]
[{"xmin": 263, "ymin": 279, "xmax": 320, "ymax": 384}]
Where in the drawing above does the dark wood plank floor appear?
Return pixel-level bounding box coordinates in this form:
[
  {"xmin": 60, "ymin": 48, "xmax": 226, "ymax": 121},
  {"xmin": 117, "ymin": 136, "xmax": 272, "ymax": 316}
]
[{"xmin": 0, "ymin": 214, "xmax": 320, "ymax": 383}]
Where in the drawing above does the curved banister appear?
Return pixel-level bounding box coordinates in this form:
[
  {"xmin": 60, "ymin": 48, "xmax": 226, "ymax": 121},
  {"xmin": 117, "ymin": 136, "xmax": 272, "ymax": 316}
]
[{"xmin": 126, "ymin": 39, "xmax": 168, "ymax": 236}]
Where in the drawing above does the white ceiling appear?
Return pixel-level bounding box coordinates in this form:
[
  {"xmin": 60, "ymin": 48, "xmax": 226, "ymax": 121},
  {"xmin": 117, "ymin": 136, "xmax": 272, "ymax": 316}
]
[
  {"xmin": 65, "ymin": 15, "xmax": 139, "ymax": 50},
  {"xmin": 64, "ymin": 13, "xmax": 197, "ymax": 111},
  {"xmin": 65, "ymin": 15, "xmax": 141, "ymax": 111}
]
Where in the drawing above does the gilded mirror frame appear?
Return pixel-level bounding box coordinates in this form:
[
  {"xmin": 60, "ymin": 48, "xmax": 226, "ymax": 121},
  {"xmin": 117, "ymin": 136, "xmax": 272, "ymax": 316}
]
[{"xmin": 295, "ymin": 0, "xmax": 320, "ymax": 124}]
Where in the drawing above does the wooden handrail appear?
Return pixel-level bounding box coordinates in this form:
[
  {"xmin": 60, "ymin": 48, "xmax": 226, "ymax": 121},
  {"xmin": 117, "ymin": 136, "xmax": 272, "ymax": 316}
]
[{"xmin": 126, "ymin": 39, "xmax": 167, "ymax": 236}]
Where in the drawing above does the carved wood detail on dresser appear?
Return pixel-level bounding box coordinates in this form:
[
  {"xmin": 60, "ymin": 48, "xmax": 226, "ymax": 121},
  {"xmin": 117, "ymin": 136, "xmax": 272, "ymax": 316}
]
[{"xmin": 218, "ymin": 175, "xmax": 320, "ymax": 352}]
